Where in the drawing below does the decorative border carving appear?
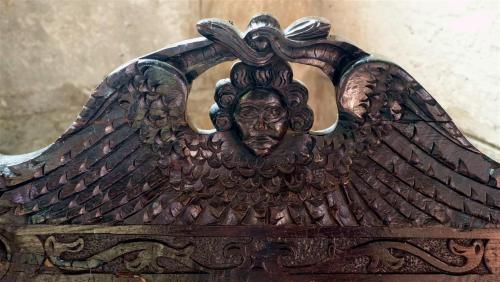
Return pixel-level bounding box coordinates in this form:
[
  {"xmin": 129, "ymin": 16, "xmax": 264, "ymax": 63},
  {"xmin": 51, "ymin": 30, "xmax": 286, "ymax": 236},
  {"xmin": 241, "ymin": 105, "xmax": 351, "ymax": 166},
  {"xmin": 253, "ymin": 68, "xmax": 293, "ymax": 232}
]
[{"xmin": 2, "ymin": 225, "xmax": 500, "ymax": 280}]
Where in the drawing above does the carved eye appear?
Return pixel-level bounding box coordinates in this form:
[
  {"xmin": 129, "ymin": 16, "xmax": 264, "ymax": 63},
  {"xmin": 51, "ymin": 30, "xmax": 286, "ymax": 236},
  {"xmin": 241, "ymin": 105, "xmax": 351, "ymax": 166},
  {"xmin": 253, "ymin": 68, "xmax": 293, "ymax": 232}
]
[
  {"xmin": 264, "ymin": 106, "xmax": 285, "ymax": 121},
  {"xmin": 237, "ymin": 106, "xmax": 258, "ymax": 119}
]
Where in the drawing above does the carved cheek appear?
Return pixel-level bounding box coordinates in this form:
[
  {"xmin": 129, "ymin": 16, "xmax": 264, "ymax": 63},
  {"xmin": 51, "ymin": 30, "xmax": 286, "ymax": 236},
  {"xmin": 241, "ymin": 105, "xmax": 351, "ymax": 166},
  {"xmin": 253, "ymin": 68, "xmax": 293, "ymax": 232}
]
[
  {"xmin": 235, "ymin": 117, "xmax": 252, "ymax": 138},
  {"xmin": 274, "ymin": 119, "xmax": 288, "ymax": 137}
]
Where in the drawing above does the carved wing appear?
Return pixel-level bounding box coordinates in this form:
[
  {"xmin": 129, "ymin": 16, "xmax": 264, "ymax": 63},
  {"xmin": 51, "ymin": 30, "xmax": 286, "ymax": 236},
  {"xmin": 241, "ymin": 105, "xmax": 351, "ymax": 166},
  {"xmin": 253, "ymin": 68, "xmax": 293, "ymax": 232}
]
[
  {"xmin": 326, "ymin": 58, "xmax": 500, "ymax": 228},
  {"xmin": 0, "ymin": 59, "xmax": 190, "ymax": 224},
  {"xmin": 1, "ymin": 14, "xmax": 498, "ymax": 229}
]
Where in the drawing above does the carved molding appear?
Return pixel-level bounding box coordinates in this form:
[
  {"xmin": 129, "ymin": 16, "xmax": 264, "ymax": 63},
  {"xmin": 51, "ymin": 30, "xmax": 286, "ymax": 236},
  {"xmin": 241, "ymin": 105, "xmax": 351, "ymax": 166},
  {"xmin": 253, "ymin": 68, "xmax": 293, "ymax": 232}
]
[{"xmin": 2, "ymin": 225, "xmax": 500, "ymax": 280}]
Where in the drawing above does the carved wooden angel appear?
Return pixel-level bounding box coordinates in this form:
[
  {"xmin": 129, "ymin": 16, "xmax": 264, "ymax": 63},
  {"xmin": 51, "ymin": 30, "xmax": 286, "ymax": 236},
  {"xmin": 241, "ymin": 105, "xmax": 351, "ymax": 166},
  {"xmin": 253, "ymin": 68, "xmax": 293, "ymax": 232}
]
[{"xmin": 1, "ymin": 14, "xmax": 499, "ymax": 229}]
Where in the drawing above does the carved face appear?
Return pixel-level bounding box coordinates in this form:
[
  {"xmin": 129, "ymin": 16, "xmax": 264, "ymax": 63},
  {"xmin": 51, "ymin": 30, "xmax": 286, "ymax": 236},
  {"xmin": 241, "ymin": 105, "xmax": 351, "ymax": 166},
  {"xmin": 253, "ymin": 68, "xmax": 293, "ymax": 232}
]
[{"xmin": 234, "ymin": 89, "xmax": 288, "ymax": 156}]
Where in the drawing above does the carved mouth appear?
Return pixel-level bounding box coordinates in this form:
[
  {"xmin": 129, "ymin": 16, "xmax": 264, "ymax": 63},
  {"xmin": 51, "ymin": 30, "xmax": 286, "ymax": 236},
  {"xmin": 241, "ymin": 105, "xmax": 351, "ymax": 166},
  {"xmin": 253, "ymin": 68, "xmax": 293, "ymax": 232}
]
[{"xmin": 244, "ymin": 136, "xmax": 279, "ymax": 156}]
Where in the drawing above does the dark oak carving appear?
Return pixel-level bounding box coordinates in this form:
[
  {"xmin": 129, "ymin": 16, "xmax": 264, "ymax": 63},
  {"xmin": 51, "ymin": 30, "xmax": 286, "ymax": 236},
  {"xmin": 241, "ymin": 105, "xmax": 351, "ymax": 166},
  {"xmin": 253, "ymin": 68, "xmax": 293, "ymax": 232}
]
[{"xmin": 0, "ymin": 14, "xmax": 499, "ymax": 281}]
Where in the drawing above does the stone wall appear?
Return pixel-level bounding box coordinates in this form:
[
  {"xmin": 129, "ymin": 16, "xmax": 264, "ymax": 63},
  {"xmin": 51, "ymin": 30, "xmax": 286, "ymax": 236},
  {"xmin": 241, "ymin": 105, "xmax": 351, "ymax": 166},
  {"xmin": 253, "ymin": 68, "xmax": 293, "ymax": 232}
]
[{"xmin": 0, "ymin": 0, "xmax": 498, "ymax": 161}]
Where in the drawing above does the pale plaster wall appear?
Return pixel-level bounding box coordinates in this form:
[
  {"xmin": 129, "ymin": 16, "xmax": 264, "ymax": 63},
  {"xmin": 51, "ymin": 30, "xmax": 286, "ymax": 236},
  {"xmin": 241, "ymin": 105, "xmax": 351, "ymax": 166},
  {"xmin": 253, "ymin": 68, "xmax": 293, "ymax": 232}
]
[{"xmin": 0, "ymin": 0, "xmax": 499, "ymax": 161}]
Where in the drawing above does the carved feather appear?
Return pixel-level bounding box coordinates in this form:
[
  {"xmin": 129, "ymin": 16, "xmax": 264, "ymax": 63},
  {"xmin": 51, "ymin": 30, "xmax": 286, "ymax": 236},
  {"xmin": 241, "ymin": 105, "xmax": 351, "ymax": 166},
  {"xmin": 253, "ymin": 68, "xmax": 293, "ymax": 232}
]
[{"xmin": 0, "ymin": 15, "xmax": 498, "ymax": 229}]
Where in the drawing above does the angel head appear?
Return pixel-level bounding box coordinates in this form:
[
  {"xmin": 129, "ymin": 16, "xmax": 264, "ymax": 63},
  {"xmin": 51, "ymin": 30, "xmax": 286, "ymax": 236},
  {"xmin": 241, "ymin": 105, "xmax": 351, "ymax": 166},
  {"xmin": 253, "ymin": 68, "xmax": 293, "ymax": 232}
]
[{"xmin": 210, "ymin": 61, "xmax": 314, "ymax": 156}]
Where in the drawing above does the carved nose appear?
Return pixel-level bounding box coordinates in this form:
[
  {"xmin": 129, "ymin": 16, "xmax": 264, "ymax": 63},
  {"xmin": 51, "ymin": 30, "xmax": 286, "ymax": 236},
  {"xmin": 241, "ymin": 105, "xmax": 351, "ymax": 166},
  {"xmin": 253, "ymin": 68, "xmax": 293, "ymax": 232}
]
[{"xmin": 255, "ymin": 117, "xmax": 267, "ymax": 130}]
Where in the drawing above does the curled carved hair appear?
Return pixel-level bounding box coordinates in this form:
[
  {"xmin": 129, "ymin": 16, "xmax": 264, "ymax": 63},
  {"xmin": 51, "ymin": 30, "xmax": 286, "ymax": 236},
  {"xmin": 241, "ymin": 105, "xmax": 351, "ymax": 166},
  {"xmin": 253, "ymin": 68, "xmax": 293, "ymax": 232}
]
[{"xmin": 209, "ymin": 61, "xmax": 314, "ymax": 132}]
